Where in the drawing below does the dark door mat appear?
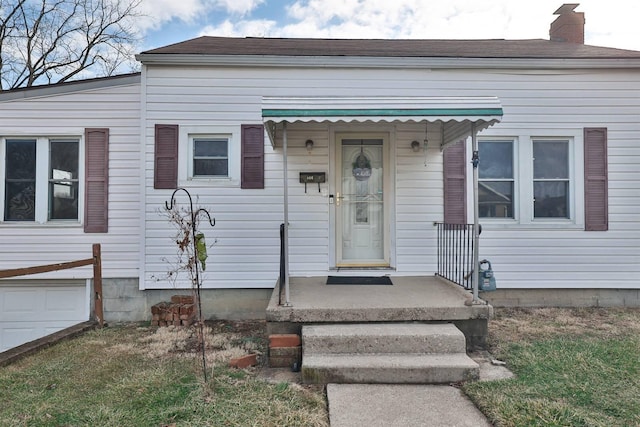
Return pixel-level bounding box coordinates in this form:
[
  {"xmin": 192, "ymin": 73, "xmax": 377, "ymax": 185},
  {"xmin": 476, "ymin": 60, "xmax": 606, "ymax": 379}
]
[{"xmin": 326, "ymin": 276, "xmax": 393, "ymax": 285}]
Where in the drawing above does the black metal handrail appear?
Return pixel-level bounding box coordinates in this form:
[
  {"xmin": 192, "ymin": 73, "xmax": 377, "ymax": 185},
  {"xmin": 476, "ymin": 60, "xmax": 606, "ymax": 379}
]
[
  {"xmin": 279, "ymin": 223, "xmax": 285, "ymax": 305},
  {"xmin": 435, "ymin": 222, "xmax": 476, "ymax": 289}
]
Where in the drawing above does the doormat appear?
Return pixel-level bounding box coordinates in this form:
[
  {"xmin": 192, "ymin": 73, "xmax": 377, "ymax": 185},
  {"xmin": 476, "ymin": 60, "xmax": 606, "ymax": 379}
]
[{"xmin": 326, "ymin": 276, "xmax": 393, "ymax": 285}]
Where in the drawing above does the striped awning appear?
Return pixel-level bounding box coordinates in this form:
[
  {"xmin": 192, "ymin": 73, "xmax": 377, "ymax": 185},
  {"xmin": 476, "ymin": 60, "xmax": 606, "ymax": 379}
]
[{"xmin": 262, "ymin": 96, "xmax": 503, "ymax": 147}]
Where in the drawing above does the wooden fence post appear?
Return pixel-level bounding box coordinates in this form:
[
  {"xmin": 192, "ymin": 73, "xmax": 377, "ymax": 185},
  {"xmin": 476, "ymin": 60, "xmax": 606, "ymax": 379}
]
[{"xmin": 92, "ymin": 244, "xmax": 104, "ymax": 327}]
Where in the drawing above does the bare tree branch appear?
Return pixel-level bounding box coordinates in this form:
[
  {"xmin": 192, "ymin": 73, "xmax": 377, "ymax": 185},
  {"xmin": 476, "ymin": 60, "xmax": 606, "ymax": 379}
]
[{"xmin": 1, "ymin": 0, "xmax": 142, "ymax": 90}]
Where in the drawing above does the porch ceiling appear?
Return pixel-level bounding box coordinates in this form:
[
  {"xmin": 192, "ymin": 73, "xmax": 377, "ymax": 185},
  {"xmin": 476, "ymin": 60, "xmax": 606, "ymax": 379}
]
[{"xmin": 262, "ymin": 96, "xmax": 503, "ymax": 148}]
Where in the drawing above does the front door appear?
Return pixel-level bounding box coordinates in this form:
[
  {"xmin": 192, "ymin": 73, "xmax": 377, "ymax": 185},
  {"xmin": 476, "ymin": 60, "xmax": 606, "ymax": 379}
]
[{"xmin": 336, "ymin": 134, "xmax": 388, "ymax": 266}]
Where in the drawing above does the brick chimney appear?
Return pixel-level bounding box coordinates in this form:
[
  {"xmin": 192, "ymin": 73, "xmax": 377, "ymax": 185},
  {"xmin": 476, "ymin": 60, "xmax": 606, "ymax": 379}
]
[{"xmin": 549, "ymin": 4, "xmax": 585, "ymax": 44}]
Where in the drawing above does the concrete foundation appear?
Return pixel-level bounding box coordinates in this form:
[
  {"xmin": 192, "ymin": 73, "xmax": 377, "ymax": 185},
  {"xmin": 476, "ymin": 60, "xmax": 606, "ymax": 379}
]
[
  {"xmin": 95, "ymin": 278, "xmax": 640, "ymax": 325},
  {"xmin": 483, "ymin": 288, "xmax": 640, "ymax": 308},
  {"xmin": 100, "ymin": 278, "xmax": 271, "ymax": 322}
]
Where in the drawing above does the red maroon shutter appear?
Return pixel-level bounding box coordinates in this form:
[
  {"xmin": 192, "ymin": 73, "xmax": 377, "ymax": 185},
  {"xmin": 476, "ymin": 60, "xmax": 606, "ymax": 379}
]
[
  {"xmin": 241, "ymin": 124, "xmax": 265, "ymax": 189},
  {"xmin": 154, "ymin": 124, "xmax": 178, "ymax": 189},
  {"xmin": 584, "ymin": 127, "xmax": 608, "ymax": 231},
  {"xmin": 84, "ymin": 128, "xmax": 109, "ymax": 233},
  {"xmin": 443, "ymin": 140, "xmax": 466, "ymax": 224}
]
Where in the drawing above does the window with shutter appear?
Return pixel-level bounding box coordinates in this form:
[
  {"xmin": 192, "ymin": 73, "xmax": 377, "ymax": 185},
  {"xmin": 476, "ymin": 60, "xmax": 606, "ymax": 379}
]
[
  {"xmin": 584, "ymin": 128, "xmax": 608, "ymax": 231},
  {"xmin": 241, "ymin": 124, "xmax": 264, "ymax": 189},
  {"xmin": 84, "ymin": 128, "xmax": 109, "ymax": 233},
  {"xmin": 443, "ymin": 140, "xmax": 466, "ymax": 224},
  {"xmin": 154, "ymin": 124, "xmax": 178, "ymax": 189}
]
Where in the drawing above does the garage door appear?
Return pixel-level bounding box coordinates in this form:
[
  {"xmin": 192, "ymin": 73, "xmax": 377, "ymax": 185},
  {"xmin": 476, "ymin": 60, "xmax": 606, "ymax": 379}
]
[{"xmin": 0, "ymin": 281, "xmax": 89, "ymax": 352}]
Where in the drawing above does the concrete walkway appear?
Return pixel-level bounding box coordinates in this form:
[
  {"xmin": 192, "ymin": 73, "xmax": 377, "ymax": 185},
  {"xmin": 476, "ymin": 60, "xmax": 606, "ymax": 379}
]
[
  {"xmin": 325, "ymin": 353, "xmax": 512, "ymax": 426},
  {"xmin": 327, "ymin": 384, "xmax": 492, "ymax": 427}
]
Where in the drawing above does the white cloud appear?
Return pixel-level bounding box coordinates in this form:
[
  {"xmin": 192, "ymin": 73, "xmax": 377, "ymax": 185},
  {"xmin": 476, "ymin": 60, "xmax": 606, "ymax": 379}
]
[
  {"xmin": 213, "ymin": 0, "xmax": 266, "ymax": 15},
  {"xmin": 137, "ymin": 0, "xmax": 210, "ymax": 31},
  {"xmin": 137, "ymin": 0, "xmax": 264, "ymax": 33},
  {"xmin": 199, "ymin": 19, "xmax": 277, "ymax": 37}
]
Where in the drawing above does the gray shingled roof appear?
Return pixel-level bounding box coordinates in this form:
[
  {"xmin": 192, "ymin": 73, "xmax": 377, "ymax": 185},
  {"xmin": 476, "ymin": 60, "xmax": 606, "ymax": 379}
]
[{"xmin": 141, "ymin": 36, "xmax": 640, "ymax": 59}]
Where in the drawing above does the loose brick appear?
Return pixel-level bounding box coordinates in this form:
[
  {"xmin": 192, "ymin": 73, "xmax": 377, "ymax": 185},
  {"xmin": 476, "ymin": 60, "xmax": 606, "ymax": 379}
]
[
  {"xmin": 151, "ymin": 302, "xmax": 169, "ymax": 315},
  {"xmin": 180, "ymin": 304, "xmax": 194, "ymax": 315},
  {"xmin": 269, "ymin": 334, "xmax": 301, "ymax": 348},
  {"xmin": 171, "ymin": 295, "xmax": 194, "ymax": 305},
  {"xmin": 229, "ymin": 354, "xmax": 258, "ymax": 369}
]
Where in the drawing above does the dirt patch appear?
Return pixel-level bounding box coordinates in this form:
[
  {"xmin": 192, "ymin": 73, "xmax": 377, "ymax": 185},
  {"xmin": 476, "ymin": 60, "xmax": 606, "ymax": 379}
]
[{"xmin": 108, "ymin": 320, "xmax": 268, "ymax": 368}]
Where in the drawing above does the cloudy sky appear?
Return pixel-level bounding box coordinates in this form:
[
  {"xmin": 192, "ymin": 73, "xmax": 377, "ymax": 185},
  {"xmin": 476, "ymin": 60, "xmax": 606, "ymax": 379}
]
[{"xmin": 136, "ymin": 0, "xmax": 640, "ymax": 52}]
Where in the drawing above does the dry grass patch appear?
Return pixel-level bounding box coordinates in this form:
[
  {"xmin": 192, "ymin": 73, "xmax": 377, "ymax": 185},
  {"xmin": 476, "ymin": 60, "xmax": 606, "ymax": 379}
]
[
  {"xmin": 465, "ymin": 308, "xmax": 640, "ymax": 427},
  {"xmin": 488, "ymin": 307, "xmax": 640, "ymax": 355},
  {"xmin": 0, "ymin": 321, "xmax": 328, "ymax": 427}
]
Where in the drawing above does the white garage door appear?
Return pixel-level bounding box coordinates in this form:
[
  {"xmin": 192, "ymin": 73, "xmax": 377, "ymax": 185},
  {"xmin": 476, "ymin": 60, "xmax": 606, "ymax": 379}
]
[{"xmin": 0, "ymin": 280, "xmax": 89, "ymax": 352}]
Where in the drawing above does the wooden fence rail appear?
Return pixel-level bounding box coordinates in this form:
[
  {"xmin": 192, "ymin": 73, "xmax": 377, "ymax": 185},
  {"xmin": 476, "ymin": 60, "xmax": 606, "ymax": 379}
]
[{"xmin": 0, "ymin": 244, "xmax": 104, "ymax": 326}]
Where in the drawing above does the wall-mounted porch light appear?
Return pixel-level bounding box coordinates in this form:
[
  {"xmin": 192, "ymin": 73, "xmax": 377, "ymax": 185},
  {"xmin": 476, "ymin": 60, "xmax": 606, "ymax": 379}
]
[
  {"xmin": 305, "ymin": 139, "xmax": 314, "ymax": 152},
  {"xmin": 411, "ymin": 140, "xmax": 421, "ymax": 152}
]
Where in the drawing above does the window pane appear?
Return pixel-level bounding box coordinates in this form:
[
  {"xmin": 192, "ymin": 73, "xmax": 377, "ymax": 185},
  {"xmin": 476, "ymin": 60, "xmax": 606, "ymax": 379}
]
[
  {"xmin": 534, "ymin": 141, "xmax": 568, "ymax": 179},
  {"xmin": 479, "ymin": 181, "xmax": 514, "ymax": 218},
  {"xmin": 49, "ymin": 140, "xmax": 79, "ymax": 220},
  {"xmin": 49, "ymin": 182, "xmax": 79, "ymax": 219},
  {"xmin": 5, "ymin": 182, "xmax": 36, "ymax": 221},
  {"xmin": 479, "ymin": 141, "xmax": 513, "ymax": 179},
  {"xmin": 534, "ymin": 181, "xmax": 569, "ymax": 218},
  {"xmin": 6, "ymin": 140, "xmax": 36, "ymax": 179},
  {"xmin": 5, "ymin": 140, "xmax": 36, "ymax": 221},
  {"xmin": 50, "ymin": 141, "xmax": 79, "ymax": 180},
  {"xmin": 194, "ymin": 159, "xmax": 228, "ymax": 176},
  {"xmin": 194, "ymin": 139, "xmax": 228, "ymax": 157}
]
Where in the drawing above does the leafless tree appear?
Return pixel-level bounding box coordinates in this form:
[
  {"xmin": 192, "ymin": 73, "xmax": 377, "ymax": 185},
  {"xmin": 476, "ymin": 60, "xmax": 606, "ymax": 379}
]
[{"xmin": 0, "ymin": 0, "xmax": 141, "ymax": 90}]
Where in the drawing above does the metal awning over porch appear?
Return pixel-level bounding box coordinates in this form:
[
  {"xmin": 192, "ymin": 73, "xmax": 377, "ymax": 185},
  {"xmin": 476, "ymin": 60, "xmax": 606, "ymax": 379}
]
[
  {"xmin": 262, "ymin": 96, "xmax": 503, "ymax": 148},
  {"xmin": 263, "ymin": 96, "xmax": 504, "ymax": 307}
]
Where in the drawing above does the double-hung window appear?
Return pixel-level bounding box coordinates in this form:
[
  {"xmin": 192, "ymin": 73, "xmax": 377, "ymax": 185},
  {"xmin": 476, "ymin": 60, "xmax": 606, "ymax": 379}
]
[
  {"xmin": 3, "ymin": 137, "xmax": 80, "ymax": 222},
  {"xmin": 477, "ymin": 136, "xmax": 576, "ymax": 225},
  {"xmin": 533, "ymin": 140, "xmax": 570, "ymax": 218},
  {"xmin": 478, "ymin": 140, "xmax": 515, "ymax": 218}
]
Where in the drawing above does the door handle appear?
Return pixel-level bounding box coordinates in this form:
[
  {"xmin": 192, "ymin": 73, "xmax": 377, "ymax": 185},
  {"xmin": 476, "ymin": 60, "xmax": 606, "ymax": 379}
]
[{"xmin": 336, "ymin": 192, "xmax": 344, "ymax": 206}]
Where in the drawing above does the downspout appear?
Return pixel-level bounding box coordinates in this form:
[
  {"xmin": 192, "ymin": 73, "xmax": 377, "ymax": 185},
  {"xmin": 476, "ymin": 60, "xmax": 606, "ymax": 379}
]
[
  {"xmin": 282, "ymin": 122, "xmax": 291, "ymax": 306},
  {"xmin": 471, "ymin": 123, "xmax": 480, "ymax": 303}
]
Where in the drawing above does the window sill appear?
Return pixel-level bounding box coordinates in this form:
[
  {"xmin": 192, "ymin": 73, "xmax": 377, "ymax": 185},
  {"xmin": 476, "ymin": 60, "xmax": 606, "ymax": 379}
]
[
  {"xmin": 0, "ymin": 221, "xmax": 81, "ymax": 228},
  {"xmin": 479, "ymin": 220, "xmax": 584, "ymax": 231},
  {"xmin": 181, "ymin": 177, "xmax": 239, "ymax": 187}
]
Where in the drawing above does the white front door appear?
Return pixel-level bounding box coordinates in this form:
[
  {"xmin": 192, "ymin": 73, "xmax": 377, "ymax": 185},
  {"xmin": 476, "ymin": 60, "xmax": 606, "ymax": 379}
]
[{"xmin": 336, "ymin": 134, "xmax": 389, "ymax": 266}]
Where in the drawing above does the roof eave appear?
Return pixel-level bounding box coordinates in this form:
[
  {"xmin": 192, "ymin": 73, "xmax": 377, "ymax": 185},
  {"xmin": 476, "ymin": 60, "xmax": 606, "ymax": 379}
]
[
  {"xmin": 0, "ymin": 73, "xmax": 141, "ymax": 102},
  {"xmin": 136, "ymin": 53, "xmax": 640, "ymax": 69}
]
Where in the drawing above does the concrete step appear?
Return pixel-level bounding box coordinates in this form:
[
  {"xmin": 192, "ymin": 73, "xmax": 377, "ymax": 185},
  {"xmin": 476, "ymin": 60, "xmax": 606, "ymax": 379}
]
[
  {"xmin": 302, "ymin": 353, "xmax": 479, "ymax": 384},
  {"xmin": 302, "ymin": 323, "xmax": 467, "ymax": 355}
]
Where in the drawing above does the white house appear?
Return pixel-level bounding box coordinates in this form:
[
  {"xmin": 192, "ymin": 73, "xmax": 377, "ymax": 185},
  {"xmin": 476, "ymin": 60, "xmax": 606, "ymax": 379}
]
[{"xmin": 1, "ymin": 4, "xmax": 640, "ymax": 351}]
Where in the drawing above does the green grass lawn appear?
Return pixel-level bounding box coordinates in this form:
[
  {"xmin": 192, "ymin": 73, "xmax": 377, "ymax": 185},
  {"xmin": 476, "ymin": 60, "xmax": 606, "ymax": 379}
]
[
  {"xmin": 0, "ymin": 322, "xmax": 328, "ymax": 427},
  {"xmin": 3, "ymin": 308, "xmax": 639, "ymax": 426},
  {"xmin": 464, "ymin": 308, "xmax": 640, "ymax": 427}
]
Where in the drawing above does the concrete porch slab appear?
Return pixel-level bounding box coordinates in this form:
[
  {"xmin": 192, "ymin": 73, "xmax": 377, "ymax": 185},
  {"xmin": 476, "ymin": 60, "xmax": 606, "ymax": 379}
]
[
  {"xmin": 266, "ymin": 276, "xmax": 492, "ymax": 323},
  {"xmin": 265, "ymin": 276, "xmax": 493, "ymax": 349}
]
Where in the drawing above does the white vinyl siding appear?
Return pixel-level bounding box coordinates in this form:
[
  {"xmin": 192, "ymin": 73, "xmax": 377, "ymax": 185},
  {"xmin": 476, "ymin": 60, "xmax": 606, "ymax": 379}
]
[
  {"xmin": 142, "ymin": 65, "xmax": 640, "ymax": 290},
  {"xmin": 0, "ymin": 81, "xmax": 141, "ymax": 279}
]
